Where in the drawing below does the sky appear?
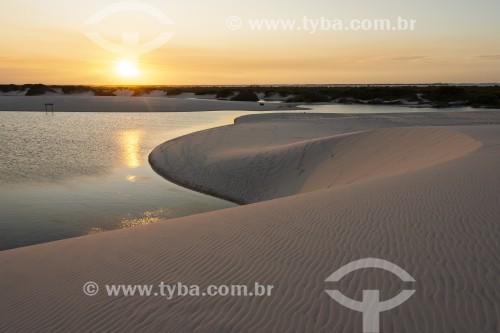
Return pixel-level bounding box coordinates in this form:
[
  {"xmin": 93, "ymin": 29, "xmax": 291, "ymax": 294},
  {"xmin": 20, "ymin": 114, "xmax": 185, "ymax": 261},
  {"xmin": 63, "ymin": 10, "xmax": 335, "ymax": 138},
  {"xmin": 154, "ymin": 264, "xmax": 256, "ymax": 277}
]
[{"xmin": 0, "ymin": 0, "xmax": 499, "ymax": 85}]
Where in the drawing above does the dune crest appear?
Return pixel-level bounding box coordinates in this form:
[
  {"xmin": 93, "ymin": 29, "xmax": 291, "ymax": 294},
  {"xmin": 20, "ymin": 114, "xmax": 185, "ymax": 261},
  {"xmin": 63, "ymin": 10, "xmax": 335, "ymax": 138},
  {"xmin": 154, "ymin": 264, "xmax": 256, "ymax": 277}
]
[{"xmin": 150, "ymin": 125, "xmax": 480, "ymax": 204}]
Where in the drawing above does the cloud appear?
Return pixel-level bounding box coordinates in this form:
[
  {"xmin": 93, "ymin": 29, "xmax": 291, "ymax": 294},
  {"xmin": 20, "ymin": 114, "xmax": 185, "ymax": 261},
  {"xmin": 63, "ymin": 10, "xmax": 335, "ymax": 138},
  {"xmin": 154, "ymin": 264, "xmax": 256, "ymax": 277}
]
[
  {"xmin": 388, "ymin": 55, "xmax": 427, "ymax": 61},
  {"xmin": 472, "ymin": 54, "xmax": 500, "ymax": 60}
]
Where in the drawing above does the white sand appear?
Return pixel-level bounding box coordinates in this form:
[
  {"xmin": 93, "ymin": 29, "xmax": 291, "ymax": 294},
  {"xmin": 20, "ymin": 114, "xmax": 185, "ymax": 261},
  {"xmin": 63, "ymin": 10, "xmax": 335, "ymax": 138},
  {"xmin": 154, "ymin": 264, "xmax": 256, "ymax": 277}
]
[
  {"xmin": 150, "ymin": 113, "xmax": 489, "ymax": 204},
  {"xmin": 1, "ymin": 111, "xmax": 499, "ymax": 332},
  {"xmin": 0, "ymin": 95, "xmax": 298, "ymax": 112}
]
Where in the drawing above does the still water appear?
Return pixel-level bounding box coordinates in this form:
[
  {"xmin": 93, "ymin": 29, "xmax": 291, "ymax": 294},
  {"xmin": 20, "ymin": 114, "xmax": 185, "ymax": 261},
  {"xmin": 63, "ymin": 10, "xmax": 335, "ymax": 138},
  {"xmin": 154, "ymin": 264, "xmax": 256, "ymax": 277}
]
[
  {"xmin": 0, "ymin": 112, "xmax": 252, "ymax": 250},
  {"xmin": 0, "ymin": 105, "xmax": 474, "ymax": 250}
]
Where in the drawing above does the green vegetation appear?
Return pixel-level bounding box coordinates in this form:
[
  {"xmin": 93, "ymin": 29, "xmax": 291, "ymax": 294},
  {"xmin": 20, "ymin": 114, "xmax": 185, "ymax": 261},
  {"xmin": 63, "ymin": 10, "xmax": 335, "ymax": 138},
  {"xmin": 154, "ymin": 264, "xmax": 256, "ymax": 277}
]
[
  {"xmin": 2, "ymin": 84, "xmax": 499, "ymax": 108},
  {"xmin": 165, "ymin": 88, "xmax": 184, "ymax": 96},
  {"xmin": 61, "ymin": 86, "xmax": 91, "ymax": 94},
  {"xmin": 0, "ymin": 84, "xmax": 21, "ymax": 93},
  {"xmin": 91, "ymin": 88, "xmax": 116, "ymax": 96},
  {"xmin": 25, "ymin": 84, "xmax": 56, "ymax": 96},
  {"xmin": 230, "ymin": 91, "xmax": 259, "ymax": 102},
  {"xmin": 194, "ymin": 89, "xmax": 218, "ymax": 95},
  {"xmin": 286, "ymin": 92, "xmax": 331, "ymax": 103},
  {"xmin": 215, "ymin": 89, "xmax": 234, "ymax": 99}
]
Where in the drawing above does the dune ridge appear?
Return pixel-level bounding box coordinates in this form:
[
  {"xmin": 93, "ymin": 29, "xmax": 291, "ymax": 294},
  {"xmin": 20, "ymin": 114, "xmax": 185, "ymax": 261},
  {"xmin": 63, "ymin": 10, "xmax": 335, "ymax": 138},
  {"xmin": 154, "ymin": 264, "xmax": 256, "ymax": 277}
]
[
  {"xmin": 150, "ymin": 125, "xmax": 481, "ymax": 203},
  {"xmin": 1, "ymin": 112, "xmax": 499, "ymax": 332}
]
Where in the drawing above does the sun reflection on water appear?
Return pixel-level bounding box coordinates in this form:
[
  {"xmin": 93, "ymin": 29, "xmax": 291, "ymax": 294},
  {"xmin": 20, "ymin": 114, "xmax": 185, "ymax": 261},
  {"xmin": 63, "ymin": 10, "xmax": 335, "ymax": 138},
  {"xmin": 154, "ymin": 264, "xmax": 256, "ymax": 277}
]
[
  {"xmin": 118, "ymin": 130, "xmax": 144, "ymax": 168},
  {"xmin": 126, "ymin": 175, "xmax": 137, "ymax": 182},
  {"xmin": 87, "ymin": 227, "xmax": 105, "ymax": 234},
  {"xmin": 119, "ymin": 209, "xmax": 173, "ymax": 228},
  {"xmin": 86, "ymin": 208, "xmax": 175, "ymax": 235}
]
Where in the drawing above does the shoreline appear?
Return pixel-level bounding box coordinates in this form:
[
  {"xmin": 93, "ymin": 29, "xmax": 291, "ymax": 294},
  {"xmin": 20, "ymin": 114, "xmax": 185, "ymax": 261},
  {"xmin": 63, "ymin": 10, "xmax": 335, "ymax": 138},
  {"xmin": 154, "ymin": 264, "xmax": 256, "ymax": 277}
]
[
  {"xmin": 1, "ymin": 111, "xmax": 499, "ymax": 332},
  {"xmin": 2, "ymin": 95, "xmax": 498, "ymax": 113},
  {"xmin": 149, "ymin": 110, "xmax": 500, "ymax": 204},
  {"xmin": 148, "ymin": 150, "xmax": 246, "ymax": 205},
  {"xmin": 0, "ymin": 95, "xmax": 304, "ymax": 112}
]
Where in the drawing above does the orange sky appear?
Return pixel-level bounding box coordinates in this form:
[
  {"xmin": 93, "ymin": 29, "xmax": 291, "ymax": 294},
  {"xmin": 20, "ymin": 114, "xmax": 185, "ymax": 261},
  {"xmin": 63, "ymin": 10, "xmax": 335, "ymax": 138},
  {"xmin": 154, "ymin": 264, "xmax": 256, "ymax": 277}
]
[{"xmin": 1, "ymin": 0, "xmax": 499, "ymax": 85}]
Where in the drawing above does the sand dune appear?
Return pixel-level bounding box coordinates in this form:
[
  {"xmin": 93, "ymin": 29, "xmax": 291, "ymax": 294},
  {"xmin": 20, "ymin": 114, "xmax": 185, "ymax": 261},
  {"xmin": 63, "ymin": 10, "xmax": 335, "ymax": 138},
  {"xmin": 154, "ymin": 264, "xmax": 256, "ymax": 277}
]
[
  {"xmin": 1, "ymin": 112, "xmax": 499, "ymax": 332},
  {"xmin": 150, "ymin": 124, "xmax": 480, "ymax": 203}
]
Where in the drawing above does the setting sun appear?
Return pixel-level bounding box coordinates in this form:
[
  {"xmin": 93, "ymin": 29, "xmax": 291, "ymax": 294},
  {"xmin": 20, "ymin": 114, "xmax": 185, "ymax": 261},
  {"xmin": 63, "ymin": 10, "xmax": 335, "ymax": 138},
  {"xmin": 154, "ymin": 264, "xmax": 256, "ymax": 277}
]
[{"xmin": 115, "ymin": 60, "xmax": 140, "ymax": 78}]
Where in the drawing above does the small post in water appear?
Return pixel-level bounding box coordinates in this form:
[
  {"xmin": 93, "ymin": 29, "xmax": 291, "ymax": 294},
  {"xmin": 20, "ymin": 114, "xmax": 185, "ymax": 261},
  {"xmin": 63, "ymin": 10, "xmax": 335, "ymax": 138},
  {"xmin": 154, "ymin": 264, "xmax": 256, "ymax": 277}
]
[{"xmin": 44, "ymin": 103, "xmax": 54, "ymax": 114}]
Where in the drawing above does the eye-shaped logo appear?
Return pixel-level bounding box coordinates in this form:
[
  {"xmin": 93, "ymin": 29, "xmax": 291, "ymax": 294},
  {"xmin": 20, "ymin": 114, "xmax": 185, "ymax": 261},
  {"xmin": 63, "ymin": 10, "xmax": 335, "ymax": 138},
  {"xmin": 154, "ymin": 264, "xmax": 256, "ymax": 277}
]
[
  {"xmin": 84, "ymin": 1, "xmax": 174, "ymax": 60},
  {"xmin": 325, "ymin": 258, "xmax": 416, "ymax": 333}
]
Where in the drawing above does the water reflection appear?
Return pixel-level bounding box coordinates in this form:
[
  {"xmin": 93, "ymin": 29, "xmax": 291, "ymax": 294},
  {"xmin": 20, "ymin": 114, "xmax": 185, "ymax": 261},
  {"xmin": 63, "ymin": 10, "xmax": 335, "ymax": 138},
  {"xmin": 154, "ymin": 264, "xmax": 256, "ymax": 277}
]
[
  {"xmin": 88, "ymin": 227, "xmax": 105, "ymax": 235},
  {"xmin": 126, "ymin": 175, "xmax": 137, "ymax": 182},
  {"xmin": 119, "ymin": 208, "xmax": 172, "ymax": 228},
  {"xmin": 119, "ymin": 130, "xmax": 143, "ymax": 168},
  {"xmin": 86, "ymin": 208, "xmax": 174, "ymax": 235},
  {"xmin": 0, "ymin": 112, "xmax": 239, "ymax": 250}
]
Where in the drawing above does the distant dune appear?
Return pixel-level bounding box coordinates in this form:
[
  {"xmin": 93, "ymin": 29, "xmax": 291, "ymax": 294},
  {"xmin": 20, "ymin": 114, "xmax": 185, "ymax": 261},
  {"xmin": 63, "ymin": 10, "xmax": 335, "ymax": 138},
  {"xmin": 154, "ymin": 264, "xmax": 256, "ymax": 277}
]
[
  {"xmin": 1, "ymin": 111, "xmax": 499, "ymax": 332},
  {"xmin": 2, "ymin": 84, "xmax": 500, "ymax": 108}
]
